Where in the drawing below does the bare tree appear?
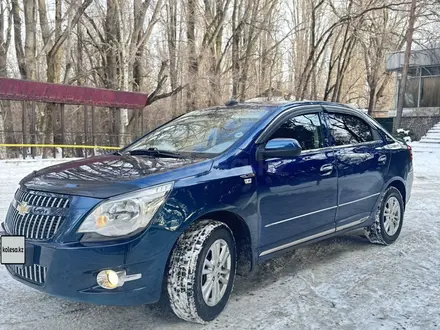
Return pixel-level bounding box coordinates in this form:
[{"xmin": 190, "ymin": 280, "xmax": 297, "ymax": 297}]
[
  {"xmin": 394, "ymin": 0, "xmax": 417, "ymax": 133},
  {"xmin": 11, "ymin": 0, "xmax": 36, "ymax": 80},
  {"xmin": 3, "ymin": 0, "xmax": 436, "ymax": 159},
  {"xmin": 37, "ymin": 0, "xmax": 93, "ymax": 156},
  {"xmin": 0, "ymin": 0, "xmax": 12, "ymax": 158},
  {"xmin": 165, "ymin": 0, "xmax": 179, "ymax": 114},
  {"xmin": 0, "ymin": 0, "xmax": 12, "ymax": 78},
  {"xmin": 360, "ymin": 8, "xmax": 407, "ymax": 115},
  {"xmin": 186, "ymin": 0, "xmax": 197, "ymax": 110}
]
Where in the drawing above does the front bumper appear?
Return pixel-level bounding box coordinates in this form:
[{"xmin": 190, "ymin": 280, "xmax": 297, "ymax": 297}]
[{"xmin": 2, "ymin": 226, "xmax": 180, "ymax": 306}]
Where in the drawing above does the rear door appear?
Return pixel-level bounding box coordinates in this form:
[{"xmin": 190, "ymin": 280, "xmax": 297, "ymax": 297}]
[{"xmin": 322, "ymin": 107, "xmax": 390, "ymax": 229}]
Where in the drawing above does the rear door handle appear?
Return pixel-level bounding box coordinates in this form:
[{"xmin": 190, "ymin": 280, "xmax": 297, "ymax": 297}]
[
  {"xmin": 378, "ymin": 155, "xmax": 387, "ymax": 164},
  {"xmin": 320, "ymin": 164, "xmax": 334, "ymax": 176}
]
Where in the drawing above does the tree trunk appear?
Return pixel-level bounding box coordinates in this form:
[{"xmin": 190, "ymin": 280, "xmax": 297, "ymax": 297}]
[
  {"xmin": 133, "ymin": 32, "xmax": 146, "ymax": 93},
  {"xmin": 39, "ymin": 0, "xmax": 92, "ymax": 157},
  {"xmin": 0, "ymin": 5, "xmax": 16, "ymax": 155},
  {"xmin": 394, "ymin": 0, "xmax": 417, "ymax": 134},
  {"xmin": 186, "ymin": 0, "xmax": 198, "ymax": 111},
  {"xmin": 54, "ymin": 0, "xmax": 62, "ymax": 82},
  {"xmin": 213, "ymin": 0, "xmax": 223, "ymax": 103},
  {"xmin": 24, "ymin": 0, "xmax": 36, "ymax": 80},
  {"xmin": 368, "ymin": 86, "xmax": 376, "ymax": 115},
  {"xmin": 239, "ymin": 0, "xmax": 260, "ymax": 101},
  {"xmin": 74, "ymin": 23, "xmax": 84, "ymax": 158},
  {"xmin": 231, "ymin": 0, "xmax": 240, "ymax": 99},
  {"xmin": 11, "ymin": 0, "xmax": 26, "ymax": 78},
  {"xmin": 104, "ymin": 0, "xmax": 120, "ymax": 146},
  {"xmin": 0, "ymin": 0, "xmax": 12, "ymax": 158},
  {"xmin": 205, "ymin": 0, "xmax": 224, "ymax": 106},
  {"xmin": 167, "ymin": 0, "xmax": 179, "ymax": 115}
]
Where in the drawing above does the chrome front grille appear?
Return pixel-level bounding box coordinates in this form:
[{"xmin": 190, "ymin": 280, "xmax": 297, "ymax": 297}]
[
  {"xmin": 15, "ymin": 189, "xmax": 70, "ymax": 209},
  {"xmin": 4, "ymin": 189, "xmax": 71, "ymax": 240},
  {"xmin": 7, "ymin": 264, "xmax": 47, "ymax": 285}
]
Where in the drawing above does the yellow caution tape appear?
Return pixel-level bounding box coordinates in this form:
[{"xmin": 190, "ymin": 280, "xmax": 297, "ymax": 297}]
[{"xmin": 0, "ymin": 144, "xmax": 120, "ymax": 150}]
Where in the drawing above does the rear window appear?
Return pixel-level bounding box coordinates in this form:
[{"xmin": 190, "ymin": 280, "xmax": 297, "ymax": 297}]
[{"xmin": 326, "ymin": 113, "xmax": 374, "ymax": 146}]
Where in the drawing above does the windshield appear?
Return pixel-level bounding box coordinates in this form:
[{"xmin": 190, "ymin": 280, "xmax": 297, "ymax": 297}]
[{"xmin": 125, "ymin": 107, "xmax": 270, "ymax": 156}]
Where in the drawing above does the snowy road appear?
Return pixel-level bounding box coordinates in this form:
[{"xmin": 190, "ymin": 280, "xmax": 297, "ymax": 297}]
[{"xmin": 1, "ymin": 145, "xmax": 440, "ymax": 330}]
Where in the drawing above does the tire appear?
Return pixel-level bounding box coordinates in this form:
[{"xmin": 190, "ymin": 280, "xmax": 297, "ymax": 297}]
[
  {"xmin": 167, "ymin": 220, "xmax": 236, "ymax": 324},
  {"xmin": 365, "ymin": 186, "xmax": 404, "ymax": 245}
]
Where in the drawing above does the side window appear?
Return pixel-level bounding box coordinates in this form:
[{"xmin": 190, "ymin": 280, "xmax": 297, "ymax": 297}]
[
  {"xmin": 326, "ymin": 113, "xmax": 373, "ymax": 146},
  {"xmin": 268, "ymin": 113, "xmax": 323, "ymax": 150}
]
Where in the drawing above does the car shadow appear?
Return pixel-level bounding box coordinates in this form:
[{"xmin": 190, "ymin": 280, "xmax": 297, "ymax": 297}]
[
  {"xmin": 232, "ymin": 232, "xmax": 371, "ymax": 297},
  {"xmin": 131, "ymin": 233, "xmax": 374, "ymax": 325}
]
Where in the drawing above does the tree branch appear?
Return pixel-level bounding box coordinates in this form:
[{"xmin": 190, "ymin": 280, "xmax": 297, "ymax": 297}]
[
  {"xmin": 147, "ymin": 85, "xmax": 187, "ymax": 105},
  {"xmin": 49, "ymin": 0, "xmax": 93, "ymax": 58}
]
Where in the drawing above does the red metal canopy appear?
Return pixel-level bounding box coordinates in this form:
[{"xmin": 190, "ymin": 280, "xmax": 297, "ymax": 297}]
[{"xmin": 0, "ymin": 78, "xmax": 148, "ymax": 109}]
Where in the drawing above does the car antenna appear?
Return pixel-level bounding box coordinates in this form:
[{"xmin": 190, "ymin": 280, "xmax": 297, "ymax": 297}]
[{"xmin": 225, "ymin": 98, "xmax": 239, "ymax": 106}]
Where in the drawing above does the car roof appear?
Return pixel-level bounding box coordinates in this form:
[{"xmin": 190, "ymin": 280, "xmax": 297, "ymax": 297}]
[
  {"xmin": 243, "ymin": 100, "xmax": 355, "ymax": 109},
  {"xmin": 193, "ymin": 100, "xmax": 363, "ymax": 119},
  {"xmin": 208, "ymin": 100, "xmax": 357, "ymax": 112}
]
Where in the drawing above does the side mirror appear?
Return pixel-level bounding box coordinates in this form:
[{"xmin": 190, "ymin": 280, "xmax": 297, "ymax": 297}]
[{"xmin": 261, "ymin": 138, "xmax": 302, "ymax": 159}]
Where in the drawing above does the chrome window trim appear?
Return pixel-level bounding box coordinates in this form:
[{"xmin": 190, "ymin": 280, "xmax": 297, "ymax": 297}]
[
  {"xmin": 293, "ymin": 140, "xmax": 382, "ymax": 155},
  {"xmin": 260, "ymin": 217, "xmax": 369, "ymax": 257},
  {"xmin": 329, "ymin": 140, "xmax": 383, "ymax": 150},
  {"xmin": 256, "ymin": 105, "xmax": 384, "ymax": 153}
]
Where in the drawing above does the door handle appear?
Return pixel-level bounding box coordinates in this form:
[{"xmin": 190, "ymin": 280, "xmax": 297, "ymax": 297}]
[
  {"xmin": 320, "ymin": 164, "xmax": 333, "ymax": 176},
  {"xmin": 378, "ymin": 155, "xmax": 387, "ymax": 164}
]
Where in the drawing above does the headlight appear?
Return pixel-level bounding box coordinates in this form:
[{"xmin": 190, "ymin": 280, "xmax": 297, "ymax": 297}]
[{"xmin": 78, "ymin": 182, "xmax": 173, "ymax": 237}]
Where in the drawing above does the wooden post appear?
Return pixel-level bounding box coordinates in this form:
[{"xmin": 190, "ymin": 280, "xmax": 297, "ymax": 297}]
[
  {"xmin": 60, "ymin": 103, "xmax": 65, "ymax": 158},
  {"xmin": 52, "ymin": 104, "xmax": 56, "ymax": 158},
  {"xmin": 417, "ymin": 67, "xmax": 422, "ymax": 108},
  {"xmin": 116, "ymin": 108, "xmax": 121, "ymax": 147},
  {"xmin": 31, "ymin": 102, "xmax": 36, "ymax": 159},
  {"xmin": 84, "ymin": 105, "xmax": 88, "ymax": 158},
  {"xmin": 135, "ymin": 109, "xmax": 139, "ymax": 140},
  {"xmin": 21, "ymin": 101, "xmax": 26, "ymax": 159},
  {"xmin": 91, "ymin": 106, "xmax": 96, "ymax": 156},
  {"xmin": 141, "ymin": 108, "xmax": 144, "ymax": 134}
]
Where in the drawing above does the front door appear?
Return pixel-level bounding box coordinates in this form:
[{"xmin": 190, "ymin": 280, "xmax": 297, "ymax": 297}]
[
  {"xmin": 323, "ymin": 108, "xmax": 390, "ymax": 229},
  {"xmin": 256, "ymin": 109, "xmax": 338, "ymax": 255}
]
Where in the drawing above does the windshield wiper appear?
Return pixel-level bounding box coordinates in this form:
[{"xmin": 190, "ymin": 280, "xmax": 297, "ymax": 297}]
[{"xmin": 126, "ymin": 147, "xmax": 183, "ymax": 158}]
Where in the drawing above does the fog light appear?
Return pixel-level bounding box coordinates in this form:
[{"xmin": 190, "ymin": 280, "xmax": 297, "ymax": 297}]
[
  {"xmin": 96, "ymin": 269, "xmax": 142, "ymax": 290},
  {"xmin": 97, "ymin": 270, "xmax": 120, "ymax": 289}
]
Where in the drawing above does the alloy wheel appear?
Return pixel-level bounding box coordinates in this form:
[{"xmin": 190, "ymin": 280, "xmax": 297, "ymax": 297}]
[
  {"xmin": 383, "ymin": 196, "xmax": 401, "ymax": 236},
  {"xmin": 201, "ymin": 238, "xmax": 232, "ymax": 307}
]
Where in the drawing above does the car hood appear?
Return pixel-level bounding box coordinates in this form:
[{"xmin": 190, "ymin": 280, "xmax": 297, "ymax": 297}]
[{"xmin": 20, "ymin": 154, "xmax": 213, "ymax": 199}]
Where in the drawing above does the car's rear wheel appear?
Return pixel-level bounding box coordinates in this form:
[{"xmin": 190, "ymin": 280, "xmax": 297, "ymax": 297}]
[
  {"xmin": 167, "ymin": 220, "xmax": 236, "ymax": 324},
  {"xmin": 365, "ymin": 186, "xmax": 404, "ymax": 245}
]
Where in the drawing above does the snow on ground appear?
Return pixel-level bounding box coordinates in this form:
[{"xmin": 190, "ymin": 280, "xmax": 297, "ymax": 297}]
[{"xmin": 1, "ymin": 145, "xmax": 440, "ymax": 330}]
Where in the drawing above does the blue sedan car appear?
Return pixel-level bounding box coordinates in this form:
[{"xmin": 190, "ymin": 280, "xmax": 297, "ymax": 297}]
[{"xmin": 1, "ymin": 101, "xmax": 413, "ymax": 323}]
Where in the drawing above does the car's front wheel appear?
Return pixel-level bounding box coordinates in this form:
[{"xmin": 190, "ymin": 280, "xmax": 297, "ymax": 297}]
[
  {"xmin": 365, "ymin": 186, "xmax": 404, "ymax": 245},
  {"xmin": 167, "ymin": 220, "xmax": 236, "ymax": 324}
]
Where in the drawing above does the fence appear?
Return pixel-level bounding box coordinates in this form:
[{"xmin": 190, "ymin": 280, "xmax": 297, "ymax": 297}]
[{"xmin": 0, "ymin": 78, "xmax": 149, "ymax": 159}]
